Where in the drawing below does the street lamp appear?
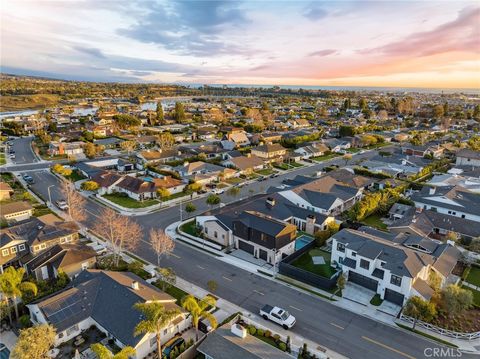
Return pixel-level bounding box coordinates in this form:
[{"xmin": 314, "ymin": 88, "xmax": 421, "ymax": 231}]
[{"xmin": 47, "ymin": 184, "xmax": 55, "ymax": 205}]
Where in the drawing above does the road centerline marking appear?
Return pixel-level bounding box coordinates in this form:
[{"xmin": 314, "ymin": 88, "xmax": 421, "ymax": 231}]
[
  {"xmin": 253, "ymin": 290, "xmax": 264, "ymax": 296},
  {"xmin": 196, "ymin": 265, "xmax": 205, "ymax": 269},
  {"xmin": 222, "ymin": 276, "xmax": 232, "ymax": 281},
  {"xmin": 289, "ymin": 305, "xmax": 302, "ymax": 312},
  {"xmin": 329, "ymin": 322, "xmax": 344, "ymax": 330},
  {"xmin": 362, "ymin": 336, "xmax": 415, "ymax": 359}
]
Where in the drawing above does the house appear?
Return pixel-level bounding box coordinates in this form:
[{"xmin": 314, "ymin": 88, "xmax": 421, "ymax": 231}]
[
  {"xmin": 388, "ymin": 203, "xmax": 415, "ymax": 221},
  {"xmin": 389, "ymin": 209, "xmax": 480, "ymax": 241},
  {"xmin": 411, "ymin": 186, "xmax": 480, "ymax": 222},
  {"xmin": 286, "ymin": 118, "xmax": 310, "ymax": 129},
  {"xmin": 323, "ymin": 138, "xmax": 351, "ymax": 153},
  {"xmin": 24, "ymin": 243, "xmax": 97, "ymax": 281},
  {"xmin": 222, "ymin": 155, "xmax": 264, "ymax": 175},
  {"xmin": 173, "ymin": 161, "xmax": 236, "ymax": 181},
  {"xmin": 197, "ymin": 322, "xmax": 292, "ymax": 359},
  {"xmin": 456, "ymin": 149, "xmax": 480, "ymax": 167},
  {"xmin": 27, "ymin": 270, "xmax": 189, "ymax": 359},
  {"xmin": 0, "ymin": 182, "xmax": 14, "ymax": 201},
  {"xmin": 401, "ymin": 144, "xmax": 444, "ymax": 159},
  {"xmin": 224, "ymin": 130, "xmax": 250, "ymax": 148},
  {"xmin": 250, "ymin": 143, "xmax": 287, "ymax": 163},
  {"xmin": 294, "ymin": 143, "xmax": 329, "ymax": 159},
  {"xmin": 137, "ymin": 149, "xmax": 180, "ymax": 165},
  {"xmin": 1, "ymin": 201, "xmax": 34, "ymax": 222},
  {"xmin": 48, "ymin": 141, "xmax": 84, "ymax": 157},
  {"xmin": 331, "ymin": 228, "xmax": 460, "ymax": 305},
  {"xmin": 115, "ymin": 176, "xmax": 157, "ymax": 201},
  {"xmin": 231, "ymin": 211, "xmax": 297, "ymax": 265},
  {"xmin": 152, "ymin": 176, "xmax": 186, "ymax": 194}
]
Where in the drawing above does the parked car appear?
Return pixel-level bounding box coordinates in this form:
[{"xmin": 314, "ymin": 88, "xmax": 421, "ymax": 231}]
[
  {"xmin": 212, "ymin": 188, "xmax": 224, "ymax": 194},
  {"xmin": 55, "ymin": 199, "xmax": 69, "ymax": 210},
  {"xmin": 23, "ymin": 174, "xmax": 34, "ymax": 184},
  {"xmin": 260, "ymin": 304, "xmax": 296, "ymax": 329},
  {"xmin": 257, "ymin": 176, "xmax": 267, "ymax": 182},
  {"xmin": 8, "ymin": 154, "xmax": 15, "ymax": 159},
  {"xmin": 162, "ymin": 335, "xmax": 185, "ymax": 358}
]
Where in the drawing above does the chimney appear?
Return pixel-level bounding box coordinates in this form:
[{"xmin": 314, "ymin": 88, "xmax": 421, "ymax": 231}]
[
  {"xmin": 231, "ymin": 324, "xmax": 247, "ymax": 339},
  {"xmin": 131, "ymin": 281, "xmax": 139, "ymax": 290},
  {"xmin": 429, "ymin": 187, "xmax": 436, "ymax": 195},
  {"xmin": 305, "ymin": 214, "xmax": 316, "ymax": 235},
  {"xmin": 266, "ymin": 197, "xmax": 275, "ymax": 208}
]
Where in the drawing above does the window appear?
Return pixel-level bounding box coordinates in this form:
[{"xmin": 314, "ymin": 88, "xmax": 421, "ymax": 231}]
[
  {"xmin": 461, "ymin": 214, "xmax": 465, "ymax": 219},
  {"xmin": 351, "ymin": 252, "xmax": 357, "ymax": 257},
  {"xmin": 337, "ymin": 243, "xmax": 345, "ymax": 253},
  {"xmin": 150, "ymin": 336, "xmax": 156, "ymax": 347},
  {"xmin": 2, "ymin": 249, "xmax": 9, "ymax": 256},
  {"xmin": 60, "ymin": 238, "xmax": 66, "ymax": 244},
  {"xmin": 390, "ymin": 275, "xmax": 402, "ymax": 287},
  {"xmin": 338, "ymin": 257, "xmax": 344, "ymax": 264},
  {"xmin": 40, "ymin": 244, "xmax": 47, "ymax": 249},
  {"xmin": 10, "ymin": 247, "xmax": 17, "ymax": 254},
  {"xmin": 360, "ymin": 259, "xmax": 370, "ymax": 270},
  {"xmin": 214, "ymin": 231, "xmax": 218, "ymax": 238},
  {"xmin": 163, "ymin": 329, "xmax": 167, "ymax": 335},
  {"xmin": 205, "ymin": 227, "xmax": 208, "ymax": 234},
  {"xmin": 19, "ymin": 244, "xmax": 25, "ymax": 251},
  {"xmin": 34, "ymin": 245, "xmax": 40, "ymax": 252}
]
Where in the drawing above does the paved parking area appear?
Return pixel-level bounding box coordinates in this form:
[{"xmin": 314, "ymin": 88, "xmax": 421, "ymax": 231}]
[
  {"xmin": 343, "ymin": 282, "xmax": 376, "ymax": 305},
  {"xmin": 378, "ymin": 301, "xmax": 401, "ymax": 316},
  {"xmin": 1, "ymin": 330, "xmax": 17, "ymax": 350}
]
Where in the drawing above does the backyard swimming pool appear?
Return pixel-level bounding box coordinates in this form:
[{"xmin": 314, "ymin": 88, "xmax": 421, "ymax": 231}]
[{"xmin": 295, "ymin": 234, "xmax": 314, "ymax": 251}]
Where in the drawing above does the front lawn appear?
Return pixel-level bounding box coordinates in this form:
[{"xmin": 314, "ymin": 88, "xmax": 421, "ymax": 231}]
[
  {"xmin": 312, "ymin": 154, "xmax": 339, "ymax": 162},
  {"xmin": 64, "ymin": 170, "xmax": 86, "ymax": 182},
  {"xmin": 153, "ymin": 280, "xmax": 188, "ymax": 304},
  {"xmin": 103, "ymin": 193, "xmax": 159, "ymax": 208},
  {"xmin": 0, "ymin": 153, "xmax": 5, "ymax": 165},
  {"xmin": 225, "ymin": 177, "xmax": 243, "ymax": 185},
  {"xmin": 273, "ymin": 163, "xmax": 289, "ymax": 170},
  {"xmin": 362, "ymin": 214, "xmax": 388, "ymax": 230},
  {"xmin": 462, "ymin": 285, "xmax": 480, "ymax": 307},
  {"xmin": 161, "ymin": 191, "xmax": 190, "ymax": 202},
  {"xmin": 180, "ymin": 220, "xmax": 200, "ymax": 237},
  {"xmin": 289, "ymin": 162, "xmax": 303, "ymax": 168},
  {"xmin": 255, "ymin": 168, "xmax": 276, "ymax": 176},
  {"xmin": 465, "ymin": 266, "xmax": 480, "ymax": 287},
  {"xmin": 291, "ymin": 248, "xmax": 337, "ymax": 278},
  {"xmin": 346, "ymin": 148, "xmax": 361, "ymax": 153}
]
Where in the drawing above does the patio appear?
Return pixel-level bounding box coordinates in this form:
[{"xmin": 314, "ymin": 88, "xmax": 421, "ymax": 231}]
[{"xmin": 57, "ymin": 326, "xmax": 107, "ymax": 359}]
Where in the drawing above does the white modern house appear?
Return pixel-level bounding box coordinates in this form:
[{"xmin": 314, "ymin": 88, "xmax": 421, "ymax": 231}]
[
  {"xmin": 456, "ymin": 149, "xmax": 480, "ymax": 167},
  {"xmin": 330, "ymin": 228, "xmax": 459, "ymax": 306}
]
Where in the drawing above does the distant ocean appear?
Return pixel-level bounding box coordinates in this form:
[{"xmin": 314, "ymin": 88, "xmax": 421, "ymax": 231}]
[{"xmin": 181, "ymin": 83, "xmax": 480, "ymax": 95}]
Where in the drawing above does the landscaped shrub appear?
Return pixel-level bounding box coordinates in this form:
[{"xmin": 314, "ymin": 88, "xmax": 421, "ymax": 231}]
[
  {"xmin": 273, "ymin": 334, "xmax": 281, "ymax": 342},
  {"xmin": 19, "ymin": 314, "xmax": 31, "ymax": 328},
  {"xmin": 264, "ymin": 330, "xmax": 272, "ymax": 338},
  {"xmin": 278, "ymin": 342, "xmax": 287, "ymax": 351},
  {"xmin": 248, "ymin": 325, "xmax": 257, "ymax": 335},
  {"xmin": 256, "ymin": 328, "xmax": 264, "ymax": 336}
]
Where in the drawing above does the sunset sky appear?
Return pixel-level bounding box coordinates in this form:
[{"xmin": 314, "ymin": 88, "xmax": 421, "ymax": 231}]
[{"xmin": 1, "ymin": 0, "xmax": 479, "ymax": 89}]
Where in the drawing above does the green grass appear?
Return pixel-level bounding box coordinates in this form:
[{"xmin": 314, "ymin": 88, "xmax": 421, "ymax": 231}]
[
  {"xmin": 225, "ymin": 177, "xmax": 243, "ymax": 185},
  {"xmin": 154, "ymin": 281, "xmax": 189, "ymax": 304},
  {"xmin": 103, "ymin": 193, "xmax": 159, "ymax": 208},
  {"xmin": 395, "ymin": 323, "xmax": 458, "ymax": 348},
  {"xmin": 126, "ymin": 253, "xmax": 148, "ymax": 265},
  {"xmin": 254, "ymin": 334, "xmax": 278, "ymax": 347},
  {"xmin": 179, "ymin": 220, "xmax": 199, "ymax": 236},
  {"xmin": 312, "ymin": 154, "xmax": 339, "ymax": 162},
  {"xmin": 161, "ymin": 191, "xmax": 190, "ymax": 202},
  {"xmin": 255, "ymin": 168, "xmax": 276, "ymax": 176},
  {"xmin": 291, "ymin": 248, "xmax": 336, "ymax": 278},
  {"xmin": 362, "ymin": 214, "xmax": 388, "ymax": 230},
  {"xmin": 0, "ymin": 153, "xmax": 5, "ymax": 165},
  {"xmin": 289, "ymin": 162, "xmax": 303, "ymax": 168},
  {"xmin": 346, "ymin": 148, "xmax": 361, "ymax": 153},
  {"xmin": 370, "ymin": 294, "xmax": 383, "ymax": 306},
  {"xmin": 33, "ymin": 205, "xmax": 56, "ymax": 217},
  {"xmin": 465, "ymin": 266, "xmax": 480, "ymax": 287},
  {"xmin": 461, "ymin": 285, "xmax": 480, "ymax": 306},
  {"xmin": 64, "ymin": 170, "xmax": 86, "ymax": 182},
  {"xmin": 273, "ymin": 163, "xmax": 289, "ymax": 170}
]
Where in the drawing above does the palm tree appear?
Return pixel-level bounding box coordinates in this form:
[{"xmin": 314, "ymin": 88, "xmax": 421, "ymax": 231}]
[
  {"xmin": 134, "ymin": 302, "xmax": 181, "ymax": 358},
  {"xmin": 91, "ymin": 343, "xmax": 136, "ymax": 359},
  {"xmin": 0, "ymin": 267, "xmax": 37, "ymax": 321},
  {"xmin": 181, "ymin": 295, "xmax": 217, "ymax": 340}
]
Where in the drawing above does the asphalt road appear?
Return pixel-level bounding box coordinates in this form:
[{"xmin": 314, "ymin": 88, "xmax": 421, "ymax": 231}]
[
  {"xmin": 7, "ymin": 136, "xmax": 38, "ymax": 165},
  {"xmin": 3, "ymin": 138, "xmax": 471, "ymax": 359}
]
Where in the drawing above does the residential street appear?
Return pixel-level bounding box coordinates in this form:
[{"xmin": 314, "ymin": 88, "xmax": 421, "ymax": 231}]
[{"xmin": 1, "ymin": 139, "xmax": 472, "ymax": 359}]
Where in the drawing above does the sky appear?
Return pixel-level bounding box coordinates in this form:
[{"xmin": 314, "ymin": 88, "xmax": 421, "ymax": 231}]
[{"xmin": 1, "ymin": 0, "xmax": 480, "ymax": 89}]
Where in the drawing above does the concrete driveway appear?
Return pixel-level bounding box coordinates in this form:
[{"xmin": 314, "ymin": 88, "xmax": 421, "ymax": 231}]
[
  {"xmin": 343, "ymin": 282, "xmax": 376, "ymax": 305},
  {"xmin": 378, "ymin": 300, "xmax": 402, "ymax": 316},
  {"xmin": 1, "ymin": 330, "xmax": 17, "ymax": 350}
]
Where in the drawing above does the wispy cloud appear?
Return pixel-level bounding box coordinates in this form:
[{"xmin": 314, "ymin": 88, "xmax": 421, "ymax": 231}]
[{"xmin": 308, "ymin": 49, "xmax": 338, "ymax": 57}]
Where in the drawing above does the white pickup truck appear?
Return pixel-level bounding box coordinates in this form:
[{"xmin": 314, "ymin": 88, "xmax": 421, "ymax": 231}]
[{"xmin": 260, "ymin": 304, "xmax": 296, "ymax": 329}]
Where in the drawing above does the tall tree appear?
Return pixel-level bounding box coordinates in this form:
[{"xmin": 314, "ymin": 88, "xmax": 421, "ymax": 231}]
[
  {"xmin": 156, "ymin": 132, "xmax": 175, "ymax": 149},
  {"xmin": 206, "ymin": 194, "xmax": 221, "ymax": 208},
  {"xmin": 91, "ymin": 343, "xmax": 136, "ymax": 359},
  {"xmin": 174, "ymin": 102, "xmax": 186, "ymax": 123},
  {"xmin": 440, "ymin": 284, "xmax": 473, "ymax": 316},
  {"xmin": 404, "ymin": 296, "xmax": 437, "ymax": 330},
  {"xmin": 0, "ymin": 267, "xmax": 37, "ymax": 321},
  {"xmin": 11, "ymin": 324, "xmax": 56, "ymax": 359},
  {"xmin": 60, "ymin": 180, "xmax": 86, "ymax": 222},
  {"xmin": 134, "ymin": 302, "xmax": 181, "ymax": 358},
  {"xmin": 157, "ymin": 267, "xmax": 176, "ymax": 291},
  {"xmin": 156, "ymin": 102, "xmax": 165, "ymax": 125},
  {"xmin": 93, "ymin": 208, "xmax": 142, "ymax": 266},
  {"xmin": 150, "ymin": 228, "xmax": 175, "ymax": 267},
  {"xmin": 181, "ymin": 294, "xmax": 217, "ymax": 340},
  {"xmin": 120, "ymin": 140, "xmax": 136, "ymax": 154}
]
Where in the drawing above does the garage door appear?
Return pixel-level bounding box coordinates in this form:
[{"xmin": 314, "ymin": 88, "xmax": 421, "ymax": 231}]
[
  {"xmin": 348, "ymin": 271, "xmax": 378, "ymax": 291},
  {"xmin": 384, "ymin": 289, "xmax": 404, "ymax": 306},
  {"xmin": 238, "ymin": 240, "xmax": 255, "ymax": 254}
]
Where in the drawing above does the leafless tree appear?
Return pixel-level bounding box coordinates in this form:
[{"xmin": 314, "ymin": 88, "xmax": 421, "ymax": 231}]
[
  {"xmin": 60, "ymin": 180, "xmax": 86, "ymax": 222},
  {"xmin": 150, "ymin": 229, "xmax": 175, "ymax": 267},
  {"xmin": 93, "ymin": 207, "xmax": 142, "ymax": 265}
]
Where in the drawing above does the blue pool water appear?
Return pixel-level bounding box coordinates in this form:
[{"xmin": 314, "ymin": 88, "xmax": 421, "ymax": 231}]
[
  {"xmin": 143, "ymin": 177, "xmax": 155, "ymax": 182},
  {"xmin": 295, "ymin": 235, "xmax": 314, "ymax": 251}
]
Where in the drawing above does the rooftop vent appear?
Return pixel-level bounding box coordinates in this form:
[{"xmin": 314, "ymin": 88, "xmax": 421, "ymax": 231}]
[
  {"xmin": 266, "ymin": 197, "xmax": 275, "ymax": 208},
  {"xmin": 131, "ymin": 281, "xmax": 139, "ymax": 290}
]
